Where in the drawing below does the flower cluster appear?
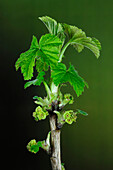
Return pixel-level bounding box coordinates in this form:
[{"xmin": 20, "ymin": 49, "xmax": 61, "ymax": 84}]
[
  {"xmin": 58, "ymin": 93, "xmax": 74, "ymax": 108},
  {"xmin": 27, "ymin": 139, "xmax": 37, "ymax": 153},
  {"xmin": 63, "ymin": 110, "xmax": 77, "ymax": 124},
  {"xmin": 33, "ymin": 106, "xmax": 48, "ymax": 121},
  {"xmin": 27, "ymin": 132, "xmax": 51, "ymax": 154}
]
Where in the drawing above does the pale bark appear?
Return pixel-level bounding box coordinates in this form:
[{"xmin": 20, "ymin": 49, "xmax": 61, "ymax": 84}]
[{"xmin": 49, "ymin": 114, "xmax": 61, "ymax": 170}]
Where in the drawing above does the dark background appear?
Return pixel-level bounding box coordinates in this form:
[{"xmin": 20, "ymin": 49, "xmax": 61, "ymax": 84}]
[{"xmin": 1, "ymin": 0, "xmax": 113, "ymax": 169}]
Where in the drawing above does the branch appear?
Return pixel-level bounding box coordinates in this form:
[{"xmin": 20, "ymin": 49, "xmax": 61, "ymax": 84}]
[{"xmin": 49, "ymin": 113, "xmax": 62, "ymax": 170}]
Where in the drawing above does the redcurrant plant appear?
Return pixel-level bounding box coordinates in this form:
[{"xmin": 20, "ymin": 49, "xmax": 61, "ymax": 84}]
[{"xmin": 15, "ymin": 16, "xmax": 101, "ymax": 170}]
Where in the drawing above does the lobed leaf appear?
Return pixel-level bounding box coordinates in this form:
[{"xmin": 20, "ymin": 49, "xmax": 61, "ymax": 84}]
[
  {"xmin": 39, "ymin": 16, "xmax": 65, "ymax": 43},
  {"xmin": 62, "ymin": 23, "xmax": 101, "ymax": 58},
  {"xmin": 39, "ymin": 16, "xmax": 101, "ymax": 58},
  {"xmin": 71, "ymin": 37, "xmax": 101, "ymax": 58},
  {"xmin": 51, "ymin": 63, "xmax": 88, "ymax": 97},
  {"xmin": 24, "ymin": 71, "xmax": 45, "ymax": 89},
  {"xmin": 15, "ymin": 36, "xmax": 39, "ymax": 80},
  {"xmin": 38, "ymin": 34, "xmax": 62, "ymax": 65},
  {"xmin": 62, "ymin": 23, "xmax": 85, "ymax": 52},
  {"xmin": 39, "ymin": 16, "xmax": 58, "ymax": 35},
  {"xmin": 15, "ymin": 34, "xmax": 62, "ymax": 80},
  {"xmin": 36, "ymin": 59, "xmax": 49, "ymax": 72}
]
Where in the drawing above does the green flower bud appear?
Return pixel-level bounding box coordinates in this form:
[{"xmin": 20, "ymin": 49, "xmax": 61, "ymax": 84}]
[
  {"xmin": 64, "ymin": 93, "xmax": 74, "ymax": 104},
  {"xmin": 36, "ymin": 106, "xmax": 42, "ymax": 112}
]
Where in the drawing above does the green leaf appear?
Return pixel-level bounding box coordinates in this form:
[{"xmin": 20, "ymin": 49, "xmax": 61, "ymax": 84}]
[
  {"xmin": 36, "ymin": 59, "xmax": 49, "ymax": 72},
  {"xmin": 39, "ymin": 16, "xmax": 58, "ymax": 35},
  {"xmin": 51, "ymin": 63, "xmax": 88, "ymax": 97},
  {"xmin": 39, "ymin": 16, "xmax": 65, "ymax": 43},
  {"xmin": 30, "ymin": 144, "xmax": 40, "ymax": 153},
  {"xmin": 77, "ymin": 109, "xmax": 88, "ymax": 116},
  {"xmin": 71, "ymin": 37, "xmax": 101, "ymax": 58},
  {"xmin": 57, "ymin": 23, "xmax": 66, "ymax": 43},
  {"xmin": 92, "ymin": 37, "xmax": 101, "ymax": 50},
  {"xmin": 63, "ymin": 23, "xmax": 101, "ymax": 58},
  {"xmin": 15, "ymin": 34, "xmax": 62, "ymax": 80},
  {"xmin": 38, "ymin": 34, "xmax": 62, "ymax": 65},
  {"xmin": 15, "ymin": 35, "xmax": 39, "ymax": 80},
  {"xmin": 33, "ymin": 96, "xmax": 50, "ymax": 108},
  {"xmin": 30, "ymin": 35, "xmax": 39, "ymax": 49},
  {"xmin": 63, "ymin": 24, "xmax": 85, "ymax": 52},
  {"xmin": 24, "ymin": 71, "xmax": 45, "ymax": 89}
]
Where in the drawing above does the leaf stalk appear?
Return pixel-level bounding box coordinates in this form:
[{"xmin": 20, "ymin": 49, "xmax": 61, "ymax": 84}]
[{"xmin": 59, "ymin": 41, "xmax": 70, "ymax": 62}]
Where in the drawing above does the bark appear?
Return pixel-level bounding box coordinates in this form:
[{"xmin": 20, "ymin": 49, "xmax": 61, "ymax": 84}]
[{"xmin": 49, "ymin": 113, "xmax": 61, "ymax": 170}]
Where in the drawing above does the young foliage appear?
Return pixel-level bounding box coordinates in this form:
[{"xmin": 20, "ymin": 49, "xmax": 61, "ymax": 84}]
[
  {"xmin": 62, "ymin": 23, "xmax": 101, "ymax": 58},
  {"xmin": 38, "ymin": 34, "xmax": 62, "ymax": 65},
  {"xmin": 39, "ymin": 16, "xmax": 65, "ymax": 43},
  {"xmin": 24, "ymin": 71, "xmax": 45, "ymax": 89},
  {"xmin": 33, "ymin": 96, "xmax": 50, "ymax": 107},
  {"xmin": 15, "ymin": 34, "xmax": 62, "ymax": 80},
  {"xmin": 36, "ymin": 59, "xmax": 49, "ymax": 72},
  {"xmin": 51, "ymin": 63, "xmax": 88, "ymax": 97},
  {"xmin": 15, "ymin": 36, "xmax": 38, "ymax": 80}
]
